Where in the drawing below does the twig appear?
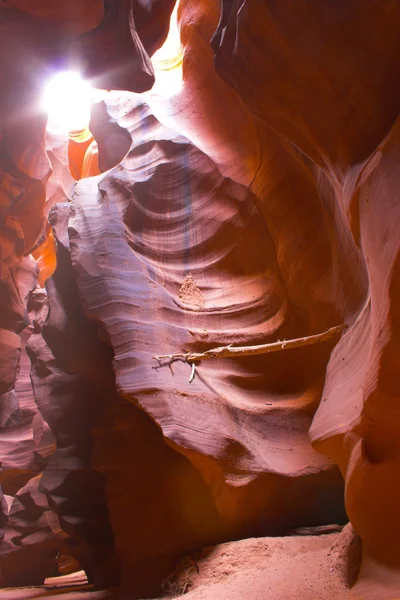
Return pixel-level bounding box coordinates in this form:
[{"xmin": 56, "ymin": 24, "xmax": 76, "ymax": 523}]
[
  {"xmin": 189, "ymin": 362, "xmax": 196, "ymax": 383},
  {"xmin": 153, "ymin": 324, "xmax": 347, "ymax": 365}
]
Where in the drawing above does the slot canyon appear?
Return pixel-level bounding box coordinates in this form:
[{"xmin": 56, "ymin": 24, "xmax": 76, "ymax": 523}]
[{"xmin": 0, "ymin": 1, "xmax": 399, "ymax": 599}]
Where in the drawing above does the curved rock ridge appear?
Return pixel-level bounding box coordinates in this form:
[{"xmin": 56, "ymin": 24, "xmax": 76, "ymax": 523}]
[
  {"xmin": 212, "ymin": 0, "xmax": 400, "ymax": 172},
  {"xmin": 69, "ymin": 97, "xmax": 347, "ymax": 541},
  {"xmin": 1, "ymin": 1, "xmax": 400, "ymax": 598},
  {"xmin": 211, "ymin": 0, "xmax": 400, "ymax": 594},
  {"xmin": 311, "ymin": 117, "xmax": 400, "ymax": 567},
  {"xmin": 0, "ymin": 0, "xmax": 181, "ymax": 589}
]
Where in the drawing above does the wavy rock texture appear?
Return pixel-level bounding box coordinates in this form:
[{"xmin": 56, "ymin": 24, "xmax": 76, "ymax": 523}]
[
  {"xmin": 67, "ymin": 96, "xmax": 347, "ymax": 598},
  {"xmin": 0, "ymin": 0, "xmax": 177, "ymax": 590},
  {"xmin": 27, "ymin": 207, "xmax": 120, "ymax": 586},
  {"xmin": 0, "ymin": 1, "xmax": 400, "ymax": 599},
  {"xmin": 211, "ymin": 0, "xmax": 400, "ymax": 597}
]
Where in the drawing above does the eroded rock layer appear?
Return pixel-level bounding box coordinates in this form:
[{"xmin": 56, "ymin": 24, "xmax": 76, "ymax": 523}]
[
  {"xmin": 70, "ymin": 96, "xmax": 346, "ymax": 531},
  {"xmin": 0, "ymin": 1, "xmax": 400, "ymax": 599},
  {"xmin": 211, "ymin": 0, "xmax": 400, "ymax": 595},
  {"xmin": 0, "ymin": 0, "xmax": 177, "ymax": 590}
]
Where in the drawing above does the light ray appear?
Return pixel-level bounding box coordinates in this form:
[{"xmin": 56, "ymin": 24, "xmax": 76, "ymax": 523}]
[{"xmin": 42, "ymin": 71, "xmax": 92, "ymax": 134}]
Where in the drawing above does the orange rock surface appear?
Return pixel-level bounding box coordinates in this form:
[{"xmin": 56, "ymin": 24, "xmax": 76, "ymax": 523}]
[{"xmin": 1, "ymin": 2, "xmax": 400, "ymax": 599}]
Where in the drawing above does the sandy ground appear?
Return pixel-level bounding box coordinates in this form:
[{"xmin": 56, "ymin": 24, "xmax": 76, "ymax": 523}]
[
  {"xmin": 1, "ymin": 528, "xmax": 360, "ymax": 600},
  {"xmin": 161, "ymin": 530, "xmax": 355, "ymax": 600}
]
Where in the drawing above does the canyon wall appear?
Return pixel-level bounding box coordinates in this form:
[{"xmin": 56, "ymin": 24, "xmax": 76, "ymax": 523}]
[{"xmin": 0, "ymin": 1, "xmax": 399, "ymax": 599}]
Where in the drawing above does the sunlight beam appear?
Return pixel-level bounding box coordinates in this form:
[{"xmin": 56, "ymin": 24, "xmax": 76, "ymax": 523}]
[{"xmin": 42, "ymin": 71, "xmax": 92, "ymax": 135}]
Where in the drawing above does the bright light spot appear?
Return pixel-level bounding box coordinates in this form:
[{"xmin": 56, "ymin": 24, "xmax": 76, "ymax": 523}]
[
  {"xmin": 42, "ymin": 71, "xmax": 92, "ymax": 135},
  {"xmin": 150, "ymin": 1, "xmax": 183, "ymax": 97}
]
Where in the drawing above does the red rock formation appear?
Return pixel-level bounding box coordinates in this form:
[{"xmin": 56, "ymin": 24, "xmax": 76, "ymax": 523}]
[
  {"xmin": 0, "ymin": 1, "xmax": 400, "ymax": 599},
  {"xmin": 0, "ymin": 0, "xmax": 176, "ymax": 590},
  {"xmin": 66, "ymin": 95, "xmax": 347, "ymax": 598},
  {"xmin": 211, "ymin": 0, "xmax": 400, "ymax": 596}
]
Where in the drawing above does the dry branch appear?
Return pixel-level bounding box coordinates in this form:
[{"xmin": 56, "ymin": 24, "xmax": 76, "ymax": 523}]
[{"xmin": 153, "ymin": 323, "xmax": 347, "ymax": 364}]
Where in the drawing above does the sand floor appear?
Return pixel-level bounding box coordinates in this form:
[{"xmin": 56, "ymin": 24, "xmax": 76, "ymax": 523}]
[{"xmin": 0, "ymin": 528, "xmax": 362, "ymax": 600}]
